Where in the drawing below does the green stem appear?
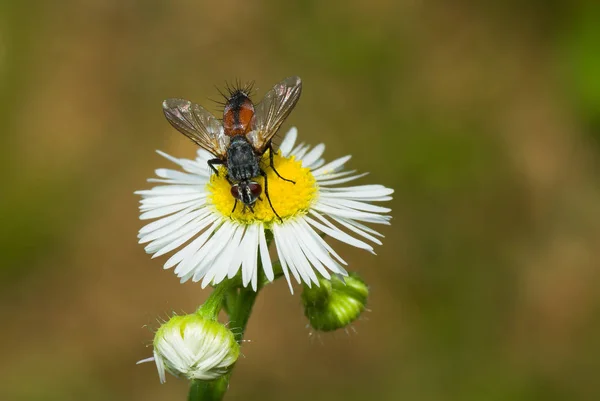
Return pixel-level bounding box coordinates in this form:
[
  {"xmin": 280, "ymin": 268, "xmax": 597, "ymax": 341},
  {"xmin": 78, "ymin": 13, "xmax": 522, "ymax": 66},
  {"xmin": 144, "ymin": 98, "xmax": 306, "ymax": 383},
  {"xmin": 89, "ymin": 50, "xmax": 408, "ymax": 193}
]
[
  {"xmin": 222, "ymin": 286, "xmax": 238, "ymax": 316},
  {"xmin": 188, "ymin": 238, "xmax": 274, "ymax": 401},
  {"xmin": 229, "ymin": 285, "xmax": 260, "ymax": 343},
  {"xmin": 188, "ymin": 376, "xmax": 229, "ymax": 401},
  {"xmin": 196, "ymin": 279, "xmax": 237, "ymax": 319}
]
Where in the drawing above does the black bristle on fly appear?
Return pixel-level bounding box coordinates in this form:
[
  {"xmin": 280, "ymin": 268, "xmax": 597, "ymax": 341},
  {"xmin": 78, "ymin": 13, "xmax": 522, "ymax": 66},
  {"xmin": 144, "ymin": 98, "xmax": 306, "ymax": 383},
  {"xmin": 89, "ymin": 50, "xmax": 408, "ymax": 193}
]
[{"xmin": 217, "ymin": 79, "xmax": 256, "ymax": 103}]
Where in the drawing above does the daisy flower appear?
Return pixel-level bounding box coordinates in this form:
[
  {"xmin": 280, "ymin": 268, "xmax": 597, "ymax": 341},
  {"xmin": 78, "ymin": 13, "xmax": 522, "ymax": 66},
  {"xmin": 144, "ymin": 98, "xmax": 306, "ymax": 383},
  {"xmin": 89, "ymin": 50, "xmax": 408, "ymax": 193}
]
[{"xmin": 136, "ymin": 127, "xmax": 393, "ymax": 292}]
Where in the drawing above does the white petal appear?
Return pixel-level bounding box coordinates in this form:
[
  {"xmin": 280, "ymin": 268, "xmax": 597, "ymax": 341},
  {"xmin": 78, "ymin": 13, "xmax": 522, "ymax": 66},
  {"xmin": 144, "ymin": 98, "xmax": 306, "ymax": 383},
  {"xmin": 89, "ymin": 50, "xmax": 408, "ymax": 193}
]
[
  {"xmin": 288, "ymin": 220, "xmax": 331, "ymax": 279},
  {"xmin": 168, "ymin": 219, "xmax": 220, "ymax": 271},
  {"xmin": 321, "ymin": 184, "xmax": 394, "ymax": 194},
  {"xmin": 138, "ymin": 205, "xmax": 197, "ymax": 235},
  {"xmin": 140, "ymin": 193, "xmax": 206, "ymax": 208},
  {"xmin": 296, "ymin": 218, "xmax": 348, "ymax": 272},
  {"xmin": 272, "ymin": 225, "xmax": 295, "ymax": 293},
  {"xmin": 292, "ymin": 144, "xmax": 311, "ymax": 160},
  {"xmin": 136, "ymin": 185, "xmax": 203, "ymax": 196},
  {"xmin": 157, "ymin": 150, "xmax": 207, "ymax": 175},
  {"xmin": 290, "ymin": 141, "xmax": 304, "ymax": 155},
  {"xmin": 319, "ymin": 190, "xmax": 393, "ymax": 202},
  {"xmin": 279, "ymin": 224, "xmax": 319, "ymax": 286},
  {"xmin": 305, "ymin": 213, "xmax": 375, "ymax": 254},
  {"xmin": 308, "ymin": 158, "xmax": 325, "ymax": 170},
  {"xmin": 178, "ymin": 221, "xmax": 234, "ymax": 282},
  {"xmin": 258, "ymin": 225, "xmax": 274, "ymax": 281},
  {"xmin": 312, "ymin": 203, "xmax": 392, "ymax": 224},
  {"xmin": 136, "ymin": 356, "xmax": 155, "ymax": 365},
  {"xmin": 200, "ymin": 222, "xmax": 241, "ymax": 284},
  {"xmin": 196, "ymin": 148, "xmax": 215, "ymax": 161},
  {"xmin": 194, "ymin": 222, "xmax": 240, "ymax": 286},
  {"xmin": 314, "ymin": 169, "xmax": 358, "ymax": 181},
  {"xmin": 152, "ymin": 168, "xmax": 207, "ymax": 184},
  {"xmin": 145, "ymin": 216, "xmax": 213, "ymax": 256},
  {"xmin": 279, "ymin": 127, "xmax": 298, "ymax": 156},
  {"xmin": 317, "ymin": 172, "xmax": 369, "ymax": 186},
  {"xmin": 225, "ymin": 226, "xmax": 247, "ymax": 279},
  {"xmin": 148, "ymin": 177, "xmax": 205, "ymax": 185},
  {"xmin": 139, "ymin": 209, "xmax": 209, "ymax": 244},
  {"xmin": 318, "ymin": 198, "xmax": 392, "ymax": 213},
  {"xmin": 242, "ymin": 225, "xmax": 260, "ymax": 290},
  {"xmin": 339, "ymin": 218, "xmax": 385, "ymax": 237},
  {"xmin": 277, "ymin": 225, "xmax": 311, "ymax": 285},
  {"xmin": 223, "ymin": 225, "xmax": 253, "ymax": 287},
  {"xmin": 311, "ymin": 155, "xmax": 352, "ymax": 176},
  {"xmin": 329, "ymin": 215, "xmax": 383, "ymax": 245},
  {"xmin": 153, "ymin": 351, "xmax": 166, "ymax": 383},
  {"xmin": 300, "ymin": 144, "xmax": 325, "ymax": 168},
  {"xmin": 139, "ymin": 199, "xmax": 203, "ymax": 220},
  {"xmin": 206, "ymin": 239, "xmax": 239, "ymax": 284}
]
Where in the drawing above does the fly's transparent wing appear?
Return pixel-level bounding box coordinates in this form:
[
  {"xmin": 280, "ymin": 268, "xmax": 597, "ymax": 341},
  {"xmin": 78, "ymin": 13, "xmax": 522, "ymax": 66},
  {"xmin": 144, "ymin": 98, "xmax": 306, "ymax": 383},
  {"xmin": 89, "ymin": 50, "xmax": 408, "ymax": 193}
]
[
  {"xmin": 162, "ymin": 98, "xmax": 229, "ymax": 158},
  {"xmin": 247, "ymin": 76, "xmax": 302, "ymax": 153}
]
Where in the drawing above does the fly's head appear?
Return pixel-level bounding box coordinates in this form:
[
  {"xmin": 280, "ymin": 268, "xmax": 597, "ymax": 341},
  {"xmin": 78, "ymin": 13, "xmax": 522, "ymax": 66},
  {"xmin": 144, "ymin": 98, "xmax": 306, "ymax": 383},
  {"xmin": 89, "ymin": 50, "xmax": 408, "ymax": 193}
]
[{"xmin": 231, "ymin": 181, "xmax": 262, "ymax": 205}]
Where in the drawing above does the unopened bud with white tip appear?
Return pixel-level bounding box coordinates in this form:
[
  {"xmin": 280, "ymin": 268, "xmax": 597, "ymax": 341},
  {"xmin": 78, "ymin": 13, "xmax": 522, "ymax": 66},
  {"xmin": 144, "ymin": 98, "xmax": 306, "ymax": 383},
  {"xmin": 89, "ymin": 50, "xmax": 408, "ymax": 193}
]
[{"xmin": 138, "ymin": 313, "xmax": 239, "ymax": 383}]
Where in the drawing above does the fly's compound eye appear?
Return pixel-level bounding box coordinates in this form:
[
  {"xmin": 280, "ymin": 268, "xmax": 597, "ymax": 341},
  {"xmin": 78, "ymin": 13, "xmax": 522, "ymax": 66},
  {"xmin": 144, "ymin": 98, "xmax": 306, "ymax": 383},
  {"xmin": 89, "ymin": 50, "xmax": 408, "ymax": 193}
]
[
  {"xmin": 230, "ymin": 185, "xmax": 241, "ymax": 200},
  {"xmin": 248, "ymin": 182, "xmax": 262, "ymax": 198}
]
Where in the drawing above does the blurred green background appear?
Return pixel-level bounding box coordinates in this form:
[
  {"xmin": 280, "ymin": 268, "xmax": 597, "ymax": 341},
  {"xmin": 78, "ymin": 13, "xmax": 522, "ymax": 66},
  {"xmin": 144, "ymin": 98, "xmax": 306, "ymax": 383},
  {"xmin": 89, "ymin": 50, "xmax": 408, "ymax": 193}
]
[{"xmin": 2, "ymin": 1, "xmax": 600, "ymax": 400}]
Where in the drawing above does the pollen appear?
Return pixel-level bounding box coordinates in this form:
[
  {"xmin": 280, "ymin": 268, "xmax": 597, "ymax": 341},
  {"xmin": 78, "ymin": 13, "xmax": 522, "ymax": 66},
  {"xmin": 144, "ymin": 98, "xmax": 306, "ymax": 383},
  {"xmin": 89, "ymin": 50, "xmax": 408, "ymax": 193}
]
[{"xmin": 207, "ymin": 151, "xmax": 317, "ymax": 225}]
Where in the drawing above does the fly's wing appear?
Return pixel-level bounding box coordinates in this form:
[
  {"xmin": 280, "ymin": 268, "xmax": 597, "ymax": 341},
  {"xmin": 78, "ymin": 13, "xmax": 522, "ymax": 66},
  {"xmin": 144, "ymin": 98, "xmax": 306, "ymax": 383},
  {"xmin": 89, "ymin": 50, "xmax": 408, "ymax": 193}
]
[
  {"xmin": 247, "ymin": 76, "xmax": 302, "ymax": 153},
  {"xmin": 162, "ymin": 98, "xmax": 229, "ymax": 158}
]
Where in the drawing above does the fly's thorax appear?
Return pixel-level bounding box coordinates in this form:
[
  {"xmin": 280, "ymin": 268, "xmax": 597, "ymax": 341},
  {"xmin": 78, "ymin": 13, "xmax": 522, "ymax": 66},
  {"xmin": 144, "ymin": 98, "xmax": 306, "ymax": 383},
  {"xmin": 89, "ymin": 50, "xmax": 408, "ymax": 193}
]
[{"xmin": 226, "ymin": 137, "xmax": 260, "ymax": 181}]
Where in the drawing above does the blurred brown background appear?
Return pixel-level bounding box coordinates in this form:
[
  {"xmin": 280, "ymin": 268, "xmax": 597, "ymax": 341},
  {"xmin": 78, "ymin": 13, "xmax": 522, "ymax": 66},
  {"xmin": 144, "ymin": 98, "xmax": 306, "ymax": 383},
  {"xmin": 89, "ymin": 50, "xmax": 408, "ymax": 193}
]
[{"xmin": 2, "ymin": 1, "xmax": 600, "ymax": 400}]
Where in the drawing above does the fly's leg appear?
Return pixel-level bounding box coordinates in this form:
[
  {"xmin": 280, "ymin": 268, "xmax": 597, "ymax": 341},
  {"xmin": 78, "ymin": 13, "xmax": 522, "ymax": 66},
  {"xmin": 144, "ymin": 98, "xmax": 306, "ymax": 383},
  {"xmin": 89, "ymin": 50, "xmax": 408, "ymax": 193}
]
[
  {"xmin": 240, "ymin": 203, "xmax": 254, "ymax": 214},
  {"xmin": 260, "ymin": 169, "xmax": 283, "ymax": 223},
  {"xmin": 208, "ymin": 158, "xmax": 225, "ymax": 176},
  {"xmin": 268, "ymin": 143, "xmax": 295, "ymax": 184},
  {"xmin": 231, "ymin": 198, "xmax": 238, "ymax": 214}
]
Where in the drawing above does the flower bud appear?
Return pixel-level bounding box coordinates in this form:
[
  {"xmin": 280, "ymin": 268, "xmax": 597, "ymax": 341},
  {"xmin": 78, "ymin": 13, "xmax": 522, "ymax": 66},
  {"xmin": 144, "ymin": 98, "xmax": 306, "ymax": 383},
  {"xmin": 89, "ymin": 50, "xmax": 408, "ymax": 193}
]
[
  {"xmin": 301, "ymin": 273, "xmax": 369, "ymax": 332},
  {"xmin": 139, "ymin": 313, "xmax": 239, "ymax": 383}
]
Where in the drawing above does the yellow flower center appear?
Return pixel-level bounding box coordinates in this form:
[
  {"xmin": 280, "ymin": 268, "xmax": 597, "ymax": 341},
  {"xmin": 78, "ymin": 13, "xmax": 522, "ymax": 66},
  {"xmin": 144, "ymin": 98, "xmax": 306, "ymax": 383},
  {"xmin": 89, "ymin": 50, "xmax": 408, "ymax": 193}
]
[{"xmin": 207, "ymin": 151, "xmax": 317, "ymax": 225}]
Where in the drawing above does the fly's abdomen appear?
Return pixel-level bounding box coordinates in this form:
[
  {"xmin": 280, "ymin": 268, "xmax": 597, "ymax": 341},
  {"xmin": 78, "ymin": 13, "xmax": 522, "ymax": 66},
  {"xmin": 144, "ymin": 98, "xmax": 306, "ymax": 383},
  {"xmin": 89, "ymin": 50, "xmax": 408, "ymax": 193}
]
[{"xmin": 223, "ymin": 92, "xmax": 254, "ymax": 136}]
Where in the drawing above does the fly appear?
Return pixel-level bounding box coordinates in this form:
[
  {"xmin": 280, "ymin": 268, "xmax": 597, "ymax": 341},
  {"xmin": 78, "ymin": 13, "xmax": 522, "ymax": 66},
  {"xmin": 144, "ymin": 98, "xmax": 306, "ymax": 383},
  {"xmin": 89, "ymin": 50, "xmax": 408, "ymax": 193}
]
[{"xmin": 162, "ymin": 76, "xmax": 303, "ymax": 222}]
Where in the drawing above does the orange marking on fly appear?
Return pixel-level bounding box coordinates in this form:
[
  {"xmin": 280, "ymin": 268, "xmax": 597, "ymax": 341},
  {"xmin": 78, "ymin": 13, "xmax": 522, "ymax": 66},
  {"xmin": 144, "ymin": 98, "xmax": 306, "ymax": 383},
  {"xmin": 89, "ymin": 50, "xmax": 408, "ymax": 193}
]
[{"xmin": 223, "ymin": 92, "xmax": 255, "ymax": 137}]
